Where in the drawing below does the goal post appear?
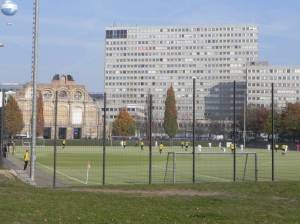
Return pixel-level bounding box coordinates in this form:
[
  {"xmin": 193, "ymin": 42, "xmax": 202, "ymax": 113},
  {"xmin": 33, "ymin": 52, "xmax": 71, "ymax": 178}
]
[{"xmin": 164, "ymin": 152, "xmax": 258, "ymax": 184}]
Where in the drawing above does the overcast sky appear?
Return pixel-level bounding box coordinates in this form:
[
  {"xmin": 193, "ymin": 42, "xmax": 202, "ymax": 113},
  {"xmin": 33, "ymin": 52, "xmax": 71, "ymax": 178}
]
[{"xmin": 1, "ymin": 0, "xmax": 300, "ymax": 92}]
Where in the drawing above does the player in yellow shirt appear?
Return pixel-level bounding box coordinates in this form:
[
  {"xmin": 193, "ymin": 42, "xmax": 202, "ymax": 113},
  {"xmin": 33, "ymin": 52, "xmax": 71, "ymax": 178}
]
[
  {"xmin": 23, "ymin": 149, "xmax": 30, "ymax": 170},
  {"xmin": 140, "ymin": 141, "xmax": 144, "ymax": 150},
  {"xmin": 159, "ymin": 143, "xmax": 164, "ymax": 154}
]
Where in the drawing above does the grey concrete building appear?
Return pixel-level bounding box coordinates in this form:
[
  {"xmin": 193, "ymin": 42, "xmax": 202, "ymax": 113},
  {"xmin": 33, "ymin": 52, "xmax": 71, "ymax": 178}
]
[
  {"xmin": 104, "ymin": 25, "xmax": 259, "ymax": 126},
  {"xmin": 247, "ymin": 62, "xmax": 300, "ymax": 109}
]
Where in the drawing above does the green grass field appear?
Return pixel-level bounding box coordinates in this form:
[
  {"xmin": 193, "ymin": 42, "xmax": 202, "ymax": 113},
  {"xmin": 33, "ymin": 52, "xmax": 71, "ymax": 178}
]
[
  {"xmin": 1, "ymin": 176, "xmax": 300, "ymax": 224},
  {"xmin": 12, "ymin": 145, "xmax": 300, "ymax": 186}
]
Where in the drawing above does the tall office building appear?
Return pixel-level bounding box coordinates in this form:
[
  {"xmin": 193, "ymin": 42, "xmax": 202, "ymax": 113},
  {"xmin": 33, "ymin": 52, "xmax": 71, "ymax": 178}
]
[
  {"xmin": 104, "ymin": 25, "xmax": 259, "ymax": 126},
  {"xmin": 247, "ymin": 62, "xmax": 300, "ymax": 108}
]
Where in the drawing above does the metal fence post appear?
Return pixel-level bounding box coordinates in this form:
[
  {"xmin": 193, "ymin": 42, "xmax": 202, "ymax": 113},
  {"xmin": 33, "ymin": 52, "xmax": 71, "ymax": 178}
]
[
  {"xmin": 149, "ymin": 94, "xmax": 153, "ymax": 184},
  {"xmin": 255, "ymin": 153, "xmax": 258, "ymax": 182},
  {"xmin": 0, "ymin": 89, "xmax": 5, "ymax": 159},
  {"xmin": 102, "ymin": 93, "xmax": 107, "ymax": 185},
  {"xmin": 192, "ymin": 78, "xmax": 196, "ymax": 184},
  {"xmin": 53, "ymin": 91, "xmax": 58, "ymax": 188},
  {"xmin": 271, "ymin": 83, "xmax": 275, "ymax": 181},
  {"xmin": 233, "ymin": 81, "xmax": 236, "ymax": 182}
]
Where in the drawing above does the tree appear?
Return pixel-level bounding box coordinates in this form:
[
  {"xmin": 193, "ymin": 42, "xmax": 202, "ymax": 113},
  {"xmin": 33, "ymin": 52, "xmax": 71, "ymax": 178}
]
[
  {"xmin": 163, "ymin": 85, "xmax": 178, "ymax": 138},
  {"xmin": 36, "ymin": 91, "xmax": 44, "ymax": 137},
  {"xmin": 112, "ymin": 108, "xmax": 136, "ymax": 136},
  {"xmin": 5, "ymin": 96, "xmax": 24, "ymax": 137},
  {"xmin": 246, "ymin": 105, "xmax": 269, "ymax": 136},
  {"xmin": 279, "ymin": 103, "xmax": 300, "ymax": 141}
]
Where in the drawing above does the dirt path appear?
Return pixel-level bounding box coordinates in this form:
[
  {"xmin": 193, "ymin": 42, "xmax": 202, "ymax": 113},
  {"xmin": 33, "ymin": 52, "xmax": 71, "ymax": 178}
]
[{"xmin": 70, "ymin": 188, "xmax": 225, "ymax": 197}]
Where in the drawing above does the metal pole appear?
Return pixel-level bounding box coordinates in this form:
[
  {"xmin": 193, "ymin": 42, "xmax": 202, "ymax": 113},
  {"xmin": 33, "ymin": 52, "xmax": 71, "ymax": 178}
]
[
  {"xmin": 192, "ymin": 78, "xmax": 196, "ymax": 184},
  {"xmin": 149, "ymin": 94, "xmax": 153, "ymax": 184},
  {"xmin": 271, "ymin": 83, "xmax": 275, "ymax": 181},
  {"xmin": 243, "ymin": 67, "xmax": 248, "ymax": 148},
  {"xmin": 233, "ymin": 81, "xmax": 236, "ymax": 182},
  {"xmin": 0, "ymin": 89, "xmax": 5, "ymax": 158},
  {"xmin": 53, "ymin": 91, "xmax": 58, "ymax": 188},
  {"xmin": 255, "ymin": 153, "xmax": 258, "ymax": 182},
  {"xmin": 30, "ymin": 0, "xmax": 40, "ymax": 181},
  {"xmin": 102, "ymin": 93, "xmax": 106, "ymax": 185}
]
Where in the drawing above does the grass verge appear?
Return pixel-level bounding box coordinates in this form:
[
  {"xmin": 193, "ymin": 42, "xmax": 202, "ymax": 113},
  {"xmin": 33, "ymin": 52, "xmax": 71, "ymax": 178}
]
[{"xmin": 0, "ymin": 175, "xmax": 300, "ymax": 224}]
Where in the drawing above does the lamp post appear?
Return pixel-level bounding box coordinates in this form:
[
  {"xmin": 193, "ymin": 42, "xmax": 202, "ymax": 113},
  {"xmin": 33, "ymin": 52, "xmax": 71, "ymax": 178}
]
[
  {"xmin": 243, "ymin": 65, "xmax": 248, "ymax": 149},
  {"xmin": 30, "ymin": 0, "xmax": 39, "ymax": 181}
]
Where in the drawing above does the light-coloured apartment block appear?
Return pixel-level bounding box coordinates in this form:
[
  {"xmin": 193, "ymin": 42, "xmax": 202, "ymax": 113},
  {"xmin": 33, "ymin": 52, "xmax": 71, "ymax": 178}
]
[
  {"xmin": 105, "ymin": 25, "xmax": 259, "ymax": 125},
  {"xmin": 247, "ymin": 62, "xmax": 300, "ymax": 109}
]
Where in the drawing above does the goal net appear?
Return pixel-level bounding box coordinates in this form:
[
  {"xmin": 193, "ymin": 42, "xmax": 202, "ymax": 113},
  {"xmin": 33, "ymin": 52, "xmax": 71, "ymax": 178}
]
[{"xmin": 164, "ymin": 152, "xmax": 258, "ymax": 184}]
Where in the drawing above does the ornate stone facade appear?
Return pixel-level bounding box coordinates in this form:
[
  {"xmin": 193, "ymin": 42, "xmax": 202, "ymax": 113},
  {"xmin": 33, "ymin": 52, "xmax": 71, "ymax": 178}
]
[{"xmin": 16, "ymin": 75, "xmax": 102, "ymax": 139}]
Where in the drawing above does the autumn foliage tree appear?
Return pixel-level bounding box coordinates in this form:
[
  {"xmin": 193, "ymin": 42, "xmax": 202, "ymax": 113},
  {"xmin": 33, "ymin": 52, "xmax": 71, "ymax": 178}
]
[
  {"xmin": 246, "ymin": 105, "xmax": 269, "ymax": 136},
  {"xmin": 279, "ymin": 103, "xmax": 300, "ymax": 141},
  {"xmin": 5, "ymin": 96, "xmax": 24, "ymax": 137},
  {"xmin": 112, "ymin": 108, "xmax": 136, "ymax": 136},
  {"xmin": 36, "ymin": 91, "xmax": 44, "ymax": 137},
  {"xmin": 163, "ymin": 85, "xmax": 178, "ymax": 138}
]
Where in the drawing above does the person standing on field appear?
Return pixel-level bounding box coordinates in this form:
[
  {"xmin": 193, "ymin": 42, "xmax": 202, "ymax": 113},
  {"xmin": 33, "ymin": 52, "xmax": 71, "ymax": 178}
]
[
  {"xmin": 23, "ymin": 149, "xmax": 30, "ymax": 170},
  {"xmin": 140, "ymin": 141, "xmax": 144, "ymax": 150},
  {"xmin": 159, "ymin": 143, "xmax": 164, "ymax": 154},
  {"xmin": 62, "ymin": 139, "xmax": 66, "ymax": 149},
  {"xmin": 185, "ymin": 141, "xmax": 189, "ymax": 151}
]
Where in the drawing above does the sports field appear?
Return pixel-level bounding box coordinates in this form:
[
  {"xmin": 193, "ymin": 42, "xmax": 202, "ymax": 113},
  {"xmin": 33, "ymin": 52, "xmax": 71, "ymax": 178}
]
[{"xmin": 13, "ymin": 145, "xmax": 300, "ymax": 185}]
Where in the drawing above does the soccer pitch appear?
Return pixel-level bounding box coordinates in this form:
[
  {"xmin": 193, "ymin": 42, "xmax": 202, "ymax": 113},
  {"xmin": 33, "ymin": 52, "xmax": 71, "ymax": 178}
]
[{"xmin": 13, "ymin": 146, "xmax": 300, "ymax": 185}]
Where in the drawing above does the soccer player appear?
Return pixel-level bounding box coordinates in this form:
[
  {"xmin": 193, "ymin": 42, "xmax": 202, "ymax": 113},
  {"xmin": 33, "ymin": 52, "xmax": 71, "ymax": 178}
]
[
  {"xmin": 185, "ymin": 141, "xmax": 189, "ymax": 151},
  {"xmin": 159, "ymin": 143, "xmax": 164, "ymax": 154},
  {"xmin": 62, "ymin": 139, "xmax": 66, "ymax": 149},
  {"xmin": 181, "ymin": 141, "xmax": 184, "ymax": 149},
  {"xmin": 23, "ymin": 149, "xmax": 30, "ymax": 170},
  {"xmin": 230, "ymin": 143, "xmax": 235, "ymax": 153},
  {"xmin": 140, "ymin": 141, "xmax": 144, "ymax": 150},
  {"xmin": 275, "ymin": 144, "xmax": 279, "ymax": 152},
  {"xmin": 123, "ymin": 140, "xmax": 127, "ymax": 149},
  {"xmin": 281, "ymin": 145, "xmax": 288, "ymax": 155}
]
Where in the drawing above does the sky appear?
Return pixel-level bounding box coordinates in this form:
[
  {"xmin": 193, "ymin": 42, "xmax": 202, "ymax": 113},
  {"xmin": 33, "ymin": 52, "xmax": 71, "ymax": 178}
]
[{"xmin": 1, "ymin": 0, "xmax": 300, "ymax": 92}]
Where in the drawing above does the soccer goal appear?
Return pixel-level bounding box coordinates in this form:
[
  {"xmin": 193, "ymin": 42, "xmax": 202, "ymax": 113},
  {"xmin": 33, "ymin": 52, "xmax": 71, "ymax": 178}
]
[{"xmin": 164, "ymin": 152, "xmax": 258, "ymax": 184}]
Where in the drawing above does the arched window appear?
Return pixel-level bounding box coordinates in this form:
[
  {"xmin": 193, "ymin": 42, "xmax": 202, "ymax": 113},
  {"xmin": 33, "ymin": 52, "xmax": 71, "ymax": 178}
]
[
  {"xmin": 74, "ymin": 91, "xmax": 83, "ymax": 101},
  {"xmin": 43, "ymin": 90, "xmax": 53, "ymax": 99},
  {"xmin": 59, "ymin": 90, "xmax": 68, "ymax": 99}
]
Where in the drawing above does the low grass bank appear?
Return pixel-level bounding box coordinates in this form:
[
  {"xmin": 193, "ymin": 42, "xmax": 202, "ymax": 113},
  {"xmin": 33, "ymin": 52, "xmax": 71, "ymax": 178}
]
[{"xmin": 0, "ymin": 176, "xmax": 300, "ymax": 224}]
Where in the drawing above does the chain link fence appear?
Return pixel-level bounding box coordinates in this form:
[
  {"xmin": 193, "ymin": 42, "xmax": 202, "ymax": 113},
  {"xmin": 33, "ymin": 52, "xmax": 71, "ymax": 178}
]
[{"xmin": 1, "ymin": 80, "xmax": 300, "ymax": 187}]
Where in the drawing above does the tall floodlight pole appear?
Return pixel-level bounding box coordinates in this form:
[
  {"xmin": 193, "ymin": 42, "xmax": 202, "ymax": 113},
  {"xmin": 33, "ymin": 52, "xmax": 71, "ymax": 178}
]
[
  {"xmin": 30, "ymin": 0, "xmax": 40, "ymax": 181},
  {"xmin": 243, "ymin": 66, "xmax": 248, "ymax": 148}
]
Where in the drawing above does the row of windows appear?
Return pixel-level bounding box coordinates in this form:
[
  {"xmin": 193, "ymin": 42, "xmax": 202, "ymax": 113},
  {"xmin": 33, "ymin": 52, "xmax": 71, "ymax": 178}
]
[
  {"xmin": 249, "ymin": 83, "xmax": 300, "ymax": 88},
  {"xmin": 106, "ymin": 39, "xmax": 257, "ymax": 51},
  {"xmin": 43, "ymin": 90, "xmax": 84, "ymax": 101},
  {"xmin": 248, "ymin": 69, "xmax": 292, "ymax": 74},
  {"xmin": 248, "ymin": 75, "xmax": 300, "ymax": 81},
  {"xmin": 106, "ymin": 44, "xmax": 248, "ymax": 51},
  {"xmin": 106, "ymin": 36, "xmax": 257, "ymax": 46},
  {"xmin": 106, "ymin": 51, "xmax": 257, "ymax": 59},
  {"xmin": 110, "ymin": 26, "xmax": 255, "ymax": 34},
  {"xmin": 114, "ymin": 57, "xmax": 233, "ymax": 63}
]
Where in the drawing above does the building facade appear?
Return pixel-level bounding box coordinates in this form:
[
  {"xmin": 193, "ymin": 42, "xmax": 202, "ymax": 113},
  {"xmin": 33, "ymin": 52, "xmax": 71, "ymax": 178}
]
[
  {"xmin": 104, "ymin": 25, "xmax": 258, "ymax": 125},
  {"xmin": 247, "ymin": 62, "xmax": 300, "ymax": 109},
  {"xmin": 15, "ymin": 75, "xmax": 102, "ymax": 140}
]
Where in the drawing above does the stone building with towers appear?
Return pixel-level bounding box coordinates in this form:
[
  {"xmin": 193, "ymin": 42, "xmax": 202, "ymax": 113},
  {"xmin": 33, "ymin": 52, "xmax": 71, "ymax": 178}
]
[{"xmin": 15, "ymin": 74, "xmax": 102, "ymax": 140}]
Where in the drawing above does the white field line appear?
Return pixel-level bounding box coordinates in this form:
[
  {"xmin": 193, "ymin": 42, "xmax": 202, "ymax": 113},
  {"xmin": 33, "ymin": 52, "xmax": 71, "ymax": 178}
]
[
  {"xmin": 197, "ymin": 174, "xmax": 231, "ymax": 182},
  {"xmin": 37, "ymin": 162, "xmax": 86, "ymax": 185}
]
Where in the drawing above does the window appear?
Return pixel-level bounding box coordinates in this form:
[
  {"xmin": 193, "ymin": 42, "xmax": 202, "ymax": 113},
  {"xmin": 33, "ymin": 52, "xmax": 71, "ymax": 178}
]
[
  {"xmin": 59, "ymin": 90, "xmax": 68, "ymax": 99},
  {"xmin": 74, "ymin": 91, "xmax": 83, "ymax": 101},
  {"xmin": 43, "ymin": 90, "xmax": 53, "ymax": 99}
]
